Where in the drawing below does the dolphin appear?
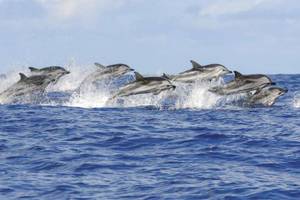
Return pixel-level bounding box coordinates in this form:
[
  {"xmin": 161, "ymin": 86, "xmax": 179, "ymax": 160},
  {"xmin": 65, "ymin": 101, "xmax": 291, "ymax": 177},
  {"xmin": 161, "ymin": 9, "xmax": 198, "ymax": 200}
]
[
  {"xmin": 170, "ymin": 60, "xmax": 231, "ymax": 83},
  {"xmin": 29, "ymin": 66, "xmax": 70, "ymax": 84},
  {"xmin": 94, "ymin": 63, "xmax": 134, "ymax": 77},
  {"xmin": 247, "ymin": 87, "xmax": 288, "ymax": 106},
  {"xmin": 0, "ymin": 72, "xmax": 68, "ymax": 104},
  {"xmin": 209, "ymin": 71, "xmax": 275, "ymax": 95},
  {"xmin": 111, "ymin": 72, "xmax": 176, "ymax": 99},
  {"xmin": 79, "ymin": 63, "xmax": 134, "ymax": 87}
]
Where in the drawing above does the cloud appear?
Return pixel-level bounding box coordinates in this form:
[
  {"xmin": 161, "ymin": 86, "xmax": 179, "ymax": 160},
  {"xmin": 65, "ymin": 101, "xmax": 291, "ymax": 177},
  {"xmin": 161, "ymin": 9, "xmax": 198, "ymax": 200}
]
[
  {"xmin": 185, "ymin": 0, "xmax": 287, "ymax": 30},
  {"xmin": 199, "ymin": 0, "xmax": 274, "ymax": 17},
  {"xmin": 35, "ymin": 0, "xmax": 127, "ymax": 21}
]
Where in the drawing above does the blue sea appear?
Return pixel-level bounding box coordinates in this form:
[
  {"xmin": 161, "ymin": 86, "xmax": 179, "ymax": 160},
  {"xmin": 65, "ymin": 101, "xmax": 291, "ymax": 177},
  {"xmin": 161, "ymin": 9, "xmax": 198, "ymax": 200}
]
[{"xmin": 0, "ymin": 74, "xmax": 300, "ymax": 199}]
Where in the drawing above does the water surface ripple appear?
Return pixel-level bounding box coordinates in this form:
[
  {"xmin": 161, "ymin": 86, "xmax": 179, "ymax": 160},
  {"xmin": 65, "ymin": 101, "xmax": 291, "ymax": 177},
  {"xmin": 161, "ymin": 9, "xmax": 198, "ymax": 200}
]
[{"xmin": 0, "ymin": 75, "xmax": 300, "ymax": 199}]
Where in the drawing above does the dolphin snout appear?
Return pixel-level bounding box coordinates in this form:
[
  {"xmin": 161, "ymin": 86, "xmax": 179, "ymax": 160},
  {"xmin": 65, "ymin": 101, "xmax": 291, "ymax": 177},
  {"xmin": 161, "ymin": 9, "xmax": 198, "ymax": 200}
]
[{"xmin": 282, "ymin": 88, "xmax": 288, "ymax": 93}]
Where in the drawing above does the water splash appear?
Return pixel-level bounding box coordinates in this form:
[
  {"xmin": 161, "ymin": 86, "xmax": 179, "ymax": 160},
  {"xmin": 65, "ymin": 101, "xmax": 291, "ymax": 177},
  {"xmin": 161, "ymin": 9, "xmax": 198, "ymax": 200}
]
[
  {"xmin": 174, "ymin": 80, "xmax": 222, "ymax": 109},
  {"xmin": 294, "ymin": 92, "xmax": 300, "ymax": 108},
  {"xmin": 0, "ymin": 63, "xmax": 275, "ymax": 110},
  {"xmin": 65, "ymin": 83, "xmax": 110, "ymax": 108},
  {"xmin": 0, "ymin": 64, "xmax": 229, "ymax": 109},
  {"xmin": 46, "ymin": 61, "xmax": 95, "ymax": 92},
  {"xmin": 0, "ymin": 66, "xmax": 28, "ymax": 93}
]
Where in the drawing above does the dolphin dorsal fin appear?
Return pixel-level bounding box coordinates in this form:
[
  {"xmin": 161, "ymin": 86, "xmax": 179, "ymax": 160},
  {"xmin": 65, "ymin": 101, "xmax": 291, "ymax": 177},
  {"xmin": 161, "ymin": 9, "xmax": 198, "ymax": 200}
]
[
  {"xmin": 19, "ymin": 73, "xmax": 27, "ymax": 81},
  {"xmin": 191, "ymin": 60, "xmax": 202, "ymax": 69},
  {"xmin": 94, "ymin": 62, "xmax": 106, "ymax": 69},
  {"xmin": 234, "ymin": 71, "xmax": 243, "ymax": 80},
  {"xmin": 134, "ymin": 72, "xmax": 144, "ymax": 81},
  {"xmin": 29, "ymin": 67, "xmax": 39, "ymax": 72}
]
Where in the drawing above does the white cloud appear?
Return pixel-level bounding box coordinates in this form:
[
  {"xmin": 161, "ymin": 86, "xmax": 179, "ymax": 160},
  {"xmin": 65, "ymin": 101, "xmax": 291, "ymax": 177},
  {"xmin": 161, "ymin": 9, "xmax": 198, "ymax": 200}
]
[
  {"xmin": 199, "ymin": 0, "xmax": 273, "ymax": 17},
  {"xmin": 35, "ymin": 0, "xmax": 127, "ymax": 21},
  {"xmin": 187, "ymin": 0, "xmax": 285, "ymax": 30}
]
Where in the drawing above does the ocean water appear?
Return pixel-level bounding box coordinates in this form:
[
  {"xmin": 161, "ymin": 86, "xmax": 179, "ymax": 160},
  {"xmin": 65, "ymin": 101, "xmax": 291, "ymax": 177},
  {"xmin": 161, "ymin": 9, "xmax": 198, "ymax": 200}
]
[{"xmin": 0, "ymin": 69, "xmax": 300, "ymax": 199}]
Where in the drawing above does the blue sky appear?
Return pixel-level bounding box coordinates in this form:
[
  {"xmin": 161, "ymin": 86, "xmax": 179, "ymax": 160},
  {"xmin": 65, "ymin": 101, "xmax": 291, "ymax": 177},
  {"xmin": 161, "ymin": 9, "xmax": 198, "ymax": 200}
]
[{"xmin": 0, "ymin": 0, "xmax": 299, "ymax": 74}]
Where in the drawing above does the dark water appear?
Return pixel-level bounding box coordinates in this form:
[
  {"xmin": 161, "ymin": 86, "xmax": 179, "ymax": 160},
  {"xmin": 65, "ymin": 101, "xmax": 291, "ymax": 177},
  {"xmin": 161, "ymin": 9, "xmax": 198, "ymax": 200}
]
[{"xmin": 0, "ymin": 75, "xmax": 300, "ymax": 199}]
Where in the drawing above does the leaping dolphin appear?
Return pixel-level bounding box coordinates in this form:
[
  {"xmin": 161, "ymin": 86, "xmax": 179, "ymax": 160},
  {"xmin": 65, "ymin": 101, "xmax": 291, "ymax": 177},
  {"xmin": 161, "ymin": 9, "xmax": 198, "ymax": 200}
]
[
  {"xmin": 111, "ymin": 72, "xmax": 176, "ymax": 99},
  {"xmin": 29, "ymin": 66, "xmax": 70, "ymax": 84},
  {"xmin": 247, "ymin": 87, "xmax": 288, "ymax": 106},
  {"xmin": 209, "ymin": 71, "xmax": 274, "ymax": 95},
  {"xmin": 0, "ymin": 71, "xmax": 69, "ymax": 104},
  {"xmin": 169, "ymin": 60, "xmax": 231, "ymax": 83},
  {"xmin": 79, "ymin": 63, "xmax": 134, "ymax": 87}
]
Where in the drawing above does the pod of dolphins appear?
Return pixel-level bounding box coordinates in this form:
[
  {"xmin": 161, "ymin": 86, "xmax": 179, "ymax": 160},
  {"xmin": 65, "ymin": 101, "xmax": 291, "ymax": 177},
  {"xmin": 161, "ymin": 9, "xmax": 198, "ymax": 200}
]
[{"xmin": 0, "ymin": 60, "xmax": 288, "ymax": 107}]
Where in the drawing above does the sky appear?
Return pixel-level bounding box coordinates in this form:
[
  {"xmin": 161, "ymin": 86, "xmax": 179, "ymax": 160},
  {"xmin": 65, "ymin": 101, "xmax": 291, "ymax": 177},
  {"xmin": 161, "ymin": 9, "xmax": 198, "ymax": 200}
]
[{"xmin": 0, "ymin": 0, "xmax": 299, "ymax": 74}]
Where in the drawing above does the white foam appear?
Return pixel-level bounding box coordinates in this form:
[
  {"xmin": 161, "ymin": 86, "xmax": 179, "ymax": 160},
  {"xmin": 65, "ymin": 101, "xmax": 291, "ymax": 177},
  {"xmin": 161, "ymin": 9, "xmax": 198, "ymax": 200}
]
[
  {"xmin": 174, "ymin": 79, "xmax": 224, "ymax": 109},
  {"xmin": 118, "ymin": 92, "xmax": 169, "ymax": 108},
  {"xmin": 46, "ymin": 61, "xmax": 95, "ymax": 92},
  {"xmin": 293, "ymin": 93, "xmax": 300, "ymax": 108},
  {"xmin": 60, "ymin": 76, "xmax": 227, "ymax": 109},
  {"xmin": 65, "ymin": 82, "xmax": 111, "ymax": 108},
  {"xmin": 0, "ymin": 63, "xmax": 231, "ymax": 109},
  {"xmin": 0, "ymin": 66, "xmax": 28, "ymax": 93}
]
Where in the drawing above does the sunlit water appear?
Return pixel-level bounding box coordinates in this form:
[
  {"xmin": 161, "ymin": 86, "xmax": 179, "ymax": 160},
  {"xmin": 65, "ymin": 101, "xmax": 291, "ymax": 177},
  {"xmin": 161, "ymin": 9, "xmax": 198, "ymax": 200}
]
[{"xmin": 0, "ymin": 65, "xmax": 300, "ymax": 199}]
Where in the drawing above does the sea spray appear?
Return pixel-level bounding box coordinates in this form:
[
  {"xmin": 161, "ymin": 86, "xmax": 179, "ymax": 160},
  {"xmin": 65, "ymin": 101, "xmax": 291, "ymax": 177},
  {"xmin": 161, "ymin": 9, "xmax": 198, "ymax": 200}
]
[
  {"xmin": 0, "ymin": 66, "xmax": 27, "ymax": 93},
  {"xmin": 65, "ymin": 74, "xmax": 135, "ymax": 108},
  {"xmin": 46, "ymin": 61, "xmax": 95, "ymax": 93},
  {"xmin": 53, "ymin": 75, "xmax": 229, "ymax": 109},
  {"xmin": 0, "ymin": 63, "xmax": 279, "ymax": 109},
  {"xmin": 174, "ymin": 79, "xmax": 224, "ymax": 109},
  {"xmin": 294, "ymin": 92, "xmax": 300, "ymax": 108}
]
